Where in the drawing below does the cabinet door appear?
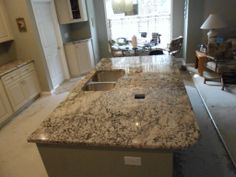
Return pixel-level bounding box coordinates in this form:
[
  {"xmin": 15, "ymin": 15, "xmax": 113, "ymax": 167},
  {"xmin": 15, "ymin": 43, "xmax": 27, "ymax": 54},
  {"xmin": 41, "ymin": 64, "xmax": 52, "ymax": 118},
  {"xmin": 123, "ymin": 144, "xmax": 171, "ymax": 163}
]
[
  {"xmin": 5, "ymin": 81, "xmax": 26, "ymax": 112},
  {"xmin": 69, "ymin": 0, "xmax": 88, "ymax": 22},
  {"xmin": 21, "ymin": 71, "xmax": 40, "ymax": 101},
  {"xmin": 75, "ymin": 40, "xmax": 95, "ymax": 74},
  {"xmin": 0, "ymin": 81, "xmax": 13, "ymax": 123},
  {"xmin": 0, "ymin": 0, "xmax": 13, "ymax": 43},
  {"xmin": 55, "ymin": 0, "xmax": 87, "ymax": 24}
]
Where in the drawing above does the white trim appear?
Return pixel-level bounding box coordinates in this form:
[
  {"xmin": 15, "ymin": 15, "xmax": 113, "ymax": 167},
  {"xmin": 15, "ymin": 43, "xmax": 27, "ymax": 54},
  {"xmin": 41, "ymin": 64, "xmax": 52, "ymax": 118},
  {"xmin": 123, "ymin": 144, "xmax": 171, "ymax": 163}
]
[
  {"xmin": 30, "ymin": 0, "xmax": 70, "ymax": 90},
  {"xmin": 170, "ymin": 0, "xmax": 173, "ymax": 40},
  {"xmin": 51, "ymin": 0, "xmax": 70, "ymax": 80}
]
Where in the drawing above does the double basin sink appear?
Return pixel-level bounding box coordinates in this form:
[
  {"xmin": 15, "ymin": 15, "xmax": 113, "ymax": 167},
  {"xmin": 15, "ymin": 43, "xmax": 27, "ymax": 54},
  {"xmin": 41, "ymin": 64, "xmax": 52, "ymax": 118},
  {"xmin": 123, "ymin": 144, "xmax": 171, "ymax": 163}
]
[{"xmin": 82, "ymin": 70, "xmax": 125, "ymax": 91}]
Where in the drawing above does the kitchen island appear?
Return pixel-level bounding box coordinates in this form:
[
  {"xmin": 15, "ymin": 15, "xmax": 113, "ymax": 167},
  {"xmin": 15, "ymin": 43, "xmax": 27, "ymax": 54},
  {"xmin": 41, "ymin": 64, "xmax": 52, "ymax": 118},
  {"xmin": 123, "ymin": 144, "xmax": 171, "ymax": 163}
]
[{"xmin": 28, "ymin": 55, "xmax": 200, "ymax": 177}]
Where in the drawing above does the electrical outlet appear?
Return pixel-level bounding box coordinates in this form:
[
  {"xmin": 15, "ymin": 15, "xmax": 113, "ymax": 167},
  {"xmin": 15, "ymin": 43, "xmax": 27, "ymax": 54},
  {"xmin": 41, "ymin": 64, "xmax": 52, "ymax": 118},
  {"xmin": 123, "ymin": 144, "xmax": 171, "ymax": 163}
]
[{"xmin": 124, "ymin": 156, "xmax": 142, "ymax": 166}]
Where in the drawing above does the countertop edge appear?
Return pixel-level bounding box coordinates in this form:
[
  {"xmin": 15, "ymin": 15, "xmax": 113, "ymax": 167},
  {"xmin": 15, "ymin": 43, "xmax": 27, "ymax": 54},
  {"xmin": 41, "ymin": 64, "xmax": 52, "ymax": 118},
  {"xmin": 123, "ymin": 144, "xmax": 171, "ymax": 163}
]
[
  {"xmin": 0, "ymin": 59, "xmax": 34, "ymax": 77},
  {"xmin": 27, "ymin": 130, "xmax": 200, "ymax": 151}
]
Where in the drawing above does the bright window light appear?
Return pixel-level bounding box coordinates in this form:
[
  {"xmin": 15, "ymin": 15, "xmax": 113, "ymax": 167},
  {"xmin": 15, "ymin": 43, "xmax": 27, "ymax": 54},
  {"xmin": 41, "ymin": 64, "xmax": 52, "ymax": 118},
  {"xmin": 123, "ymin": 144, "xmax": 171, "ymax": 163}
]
[{"xmin": 105, "ymin": 0, "xmax": 172, "ymax": 47}]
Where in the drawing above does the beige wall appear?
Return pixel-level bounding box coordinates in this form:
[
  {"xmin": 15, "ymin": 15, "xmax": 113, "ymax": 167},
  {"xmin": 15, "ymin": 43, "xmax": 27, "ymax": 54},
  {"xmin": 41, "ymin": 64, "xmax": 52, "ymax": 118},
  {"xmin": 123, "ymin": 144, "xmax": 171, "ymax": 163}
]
[
  {"xmin": 3, "ymin": 0, "xmax": 52, "ymax": 91},
  {"xmin": 203, "ymin": 0, "xmax": 236, "ymax": 41},
  {"xmin": 184, "ymin": 0, "xmax": 236, "ymax": 63}
]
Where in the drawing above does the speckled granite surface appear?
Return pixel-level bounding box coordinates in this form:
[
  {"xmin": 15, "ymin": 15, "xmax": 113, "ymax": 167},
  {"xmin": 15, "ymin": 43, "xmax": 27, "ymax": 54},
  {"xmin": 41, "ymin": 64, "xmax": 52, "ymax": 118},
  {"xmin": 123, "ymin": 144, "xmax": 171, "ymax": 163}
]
[
  {"xmin": 28, "ymin": 55, "xmax": 200, "ymax": 150},
  {"xmin": 0, "ymin": 59, "xmax": 34, "ymax": 77}
]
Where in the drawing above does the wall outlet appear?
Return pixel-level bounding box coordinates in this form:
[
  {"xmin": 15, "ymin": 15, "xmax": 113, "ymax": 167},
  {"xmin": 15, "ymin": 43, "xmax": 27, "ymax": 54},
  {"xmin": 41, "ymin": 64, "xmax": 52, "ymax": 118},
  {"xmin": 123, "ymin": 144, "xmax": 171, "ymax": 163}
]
[{"xmin": 124, "ymin": 156, "xmax": 142, "ymax": 166}]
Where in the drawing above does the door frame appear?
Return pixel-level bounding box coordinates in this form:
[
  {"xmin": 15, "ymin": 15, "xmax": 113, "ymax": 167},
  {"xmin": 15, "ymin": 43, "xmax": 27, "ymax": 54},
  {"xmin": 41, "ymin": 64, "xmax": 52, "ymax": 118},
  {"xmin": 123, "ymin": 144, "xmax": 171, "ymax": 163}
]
[{"xmin": 30, "ymin": 0, "xmax": 70, "ymax": 90}]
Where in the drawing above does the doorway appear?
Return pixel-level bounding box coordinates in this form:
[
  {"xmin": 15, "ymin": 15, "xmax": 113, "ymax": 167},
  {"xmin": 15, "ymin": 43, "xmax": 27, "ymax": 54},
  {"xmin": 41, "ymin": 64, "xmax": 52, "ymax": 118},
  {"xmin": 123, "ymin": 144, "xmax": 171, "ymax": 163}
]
[{"xmin": 31, "ymin": 0, "xmax": 69, "ymax": 90}]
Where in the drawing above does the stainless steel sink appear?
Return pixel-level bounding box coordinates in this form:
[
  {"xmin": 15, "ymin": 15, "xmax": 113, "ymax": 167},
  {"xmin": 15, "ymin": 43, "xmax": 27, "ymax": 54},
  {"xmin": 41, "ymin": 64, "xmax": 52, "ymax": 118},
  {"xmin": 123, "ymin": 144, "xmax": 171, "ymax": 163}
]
[
  {"xmin": 91, "ymin": 70, "xmax": 125, "ymax": 82},
  {"xmin": 82, "ymin": 82, "xmax": 116, "ymax": 91},
  {"xmin": 82, "ymin": 70, "xmax": 125, "ymax": 91}
]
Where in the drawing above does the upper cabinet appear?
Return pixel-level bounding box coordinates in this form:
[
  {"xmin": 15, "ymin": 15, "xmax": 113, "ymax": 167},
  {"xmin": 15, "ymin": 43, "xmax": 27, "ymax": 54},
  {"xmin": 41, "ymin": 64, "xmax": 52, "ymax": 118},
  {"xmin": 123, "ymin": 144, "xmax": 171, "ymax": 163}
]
[
  {"xmin": 55, "ymin": 0, "xmax": 88, "ymax": 24},
  {"xmin": 0, "ymin": 0, "xmax": 13, "ymax": 43}
]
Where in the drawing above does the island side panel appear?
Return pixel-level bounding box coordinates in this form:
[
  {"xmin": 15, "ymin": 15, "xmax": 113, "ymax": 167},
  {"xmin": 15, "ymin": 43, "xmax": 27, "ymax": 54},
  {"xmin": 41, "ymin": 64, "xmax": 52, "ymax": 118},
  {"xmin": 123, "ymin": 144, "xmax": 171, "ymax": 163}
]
[{"xmin": 37, "ymin": 144, "xmax": 173, "ymax": 177}]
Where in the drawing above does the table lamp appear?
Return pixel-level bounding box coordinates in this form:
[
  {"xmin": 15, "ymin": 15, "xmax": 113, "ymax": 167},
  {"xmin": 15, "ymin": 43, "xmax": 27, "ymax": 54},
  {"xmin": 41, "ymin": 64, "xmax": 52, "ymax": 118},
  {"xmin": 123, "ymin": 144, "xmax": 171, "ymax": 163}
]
[{"xmin": 200, "ymin": 14, "xmax": 226, "ymax": 44}]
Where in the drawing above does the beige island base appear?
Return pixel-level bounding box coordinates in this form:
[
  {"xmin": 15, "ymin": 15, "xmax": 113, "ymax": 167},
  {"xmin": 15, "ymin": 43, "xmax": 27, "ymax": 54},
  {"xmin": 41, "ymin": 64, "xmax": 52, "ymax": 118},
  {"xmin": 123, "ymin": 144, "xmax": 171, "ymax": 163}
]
[{"xmin": 28, "ymin": 55, "xmax": 200, "ymax": 177}]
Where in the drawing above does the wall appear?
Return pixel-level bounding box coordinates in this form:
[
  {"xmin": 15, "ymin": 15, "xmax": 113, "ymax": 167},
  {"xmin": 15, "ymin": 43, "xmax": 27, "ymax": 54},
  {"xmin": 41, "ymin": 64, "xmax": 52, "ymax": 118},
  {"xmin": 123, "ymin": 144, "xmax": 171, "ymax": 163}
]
[
  {"xmin": 203, "ymin": 0, "xmax": 236, "ymax": 41},
  {"xmin": 4, "ymin": 0, "xmax": 52, "ymax": 91},
  {"xmin": 94, "ymin": 0, "xmax": 110, "ymax": 58},
  {"xmin": 184, "ymin": 0, "xmax": 204, "ymax": 63},
  {"xmin": 172, "ymin": 0, "xmax": 184, "ymax": 38},
  {"xmin": 86, "ymin": 0, "xmax": 100, "ymax": 63},
  {"xmin": 183, "ymin": 0, "xmax": 236, "ymax": 63}
]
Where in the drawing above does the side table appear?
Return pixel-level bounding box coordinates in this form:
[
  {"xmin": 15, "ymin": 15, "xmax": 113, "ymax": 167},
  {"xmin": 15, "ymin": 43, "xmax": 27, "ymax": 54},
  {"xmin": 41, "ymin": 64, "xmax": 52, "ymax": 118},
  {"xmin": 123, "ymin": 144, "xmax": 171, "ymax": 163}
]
[{"xmin": 195, "ymin": 51, "xmax": 207, "ymax": 76}]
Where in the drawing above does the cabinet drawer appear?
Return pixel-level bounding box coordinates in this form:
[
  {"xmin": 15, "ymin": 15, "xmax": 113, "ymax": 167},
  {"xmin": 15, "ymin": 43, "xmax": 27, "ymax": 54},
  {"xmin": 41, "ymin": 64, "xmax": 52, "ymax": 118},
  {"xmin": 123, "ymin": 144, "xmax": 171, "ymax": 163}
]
[
  {"xmin": 19, "ymin": 63, "xmax": 34, "ymax": 74},
  {"xmin": 1, "ymin": 69, "xmax": 20, "ymax": 84}
]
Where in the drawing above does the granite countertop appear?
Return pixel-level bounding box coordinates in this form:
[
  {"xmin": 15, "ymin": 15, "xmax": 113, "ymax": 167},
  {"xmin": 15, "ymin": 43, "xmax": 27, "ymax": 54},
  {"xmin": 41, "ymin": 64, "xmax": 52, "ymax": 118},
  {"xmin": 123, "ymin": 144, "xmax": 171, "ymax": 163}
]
[
  {"xmin": 28, "ymin": 55, "xmax": 200, "ymax": 151},
  {"xmin": 0, "ymin": 59, "xmax": 34, "ymax": 77}
]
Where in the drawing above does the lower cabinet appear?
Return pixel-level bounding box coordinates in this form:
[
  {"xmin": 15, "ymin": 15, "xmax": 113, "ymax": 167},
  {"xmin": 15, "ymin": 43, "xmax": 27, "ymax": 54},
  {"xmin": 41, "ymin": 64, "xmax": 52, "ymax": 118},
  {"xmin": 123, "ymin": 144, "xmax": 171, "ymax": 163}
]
[
  {"xmin": 21, "ymin": 71, "xmax": 40, "ymax": 101},
  {"xmin": 5, "ymin": 79, "xmax": 26, "ymax": 112},
  {"xmin": 0, "ymin": 81, "xmax": 13, "ymax": 123},
  {"xmin": 1, "ymin": 62, "xmax": 40, "ymax": 113},
  {"xmin": 64, "ymin": 39, "xmax": 95, "ymax": 77}
]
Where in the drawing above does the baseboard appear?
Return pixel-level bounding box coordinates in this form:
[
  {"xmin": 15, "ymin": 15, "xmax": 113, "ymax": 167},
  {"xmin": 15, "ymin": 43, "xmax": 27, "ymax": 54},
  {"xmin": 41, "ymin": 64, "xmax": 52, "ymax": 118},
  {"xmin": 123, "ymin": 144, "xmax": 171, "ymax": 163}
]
[
  {"xmin": 0, "ymin": 95, "xmax": 40, "ymax": 129},
  {"xmin": 40, "ymin": 91, "xmax": 53, "ymax": 96}
]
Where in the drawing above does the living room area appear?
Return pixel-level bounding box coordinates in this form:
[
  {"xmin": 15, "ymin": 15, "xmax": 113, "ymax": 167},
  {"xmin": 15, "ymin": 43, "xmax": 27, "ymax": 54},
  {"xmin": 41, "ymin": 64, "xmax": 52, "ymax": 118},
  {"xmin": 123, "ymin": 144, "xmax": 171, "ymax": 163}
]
[{"xmin": 184, "ymin": 0, "xmax": 236, "ymax": 170}]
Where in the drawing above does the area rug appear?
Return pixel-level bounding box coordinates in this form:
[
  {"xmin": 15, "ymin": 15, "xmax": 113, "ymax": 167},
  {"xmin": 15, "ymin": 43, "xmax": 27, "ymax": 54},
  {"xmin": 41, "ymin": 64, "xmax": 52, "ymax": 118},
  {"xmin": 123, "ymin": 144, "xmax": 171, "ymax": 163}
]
[
  {"xmin": 190, "ymin": 69, "xmax": 236, "ymax": 168},
  {"xmin": 172, "ymin": 72, "xmax": 236, "ymax": 177}
]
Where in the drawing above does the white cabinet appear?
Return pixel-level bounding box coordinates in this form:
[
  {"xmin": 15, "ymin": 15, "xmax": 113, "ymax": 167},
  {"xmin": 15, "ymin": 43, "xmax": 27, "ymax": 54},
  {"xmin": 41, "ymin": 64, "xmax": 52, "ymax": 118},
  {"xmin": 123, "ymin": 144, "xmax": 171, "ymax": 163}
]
[
  {"xmin": 0, "ymin": 80, "xmax": 13, "ymax": 123},
  {"xmin": 5, "ymin": 80, "xmax": 26, "ymax": 112},
  {"xmin": 2, "ymin": 63, "xmax": 40, "ymax": 112},
  {"xmin": 0, "ymin": 0, "xmax": 13, "ymax": 43},
  {"xmin": 21, "ymin": 71, "xmax": 40, "ymax": 101},
  {"xmin": 55, "ymin": 0, "xmax": 88, "ymax": 24},
  {"xmin": 64, "ymin": 39, "xmax": 95, "ymax": 77}
]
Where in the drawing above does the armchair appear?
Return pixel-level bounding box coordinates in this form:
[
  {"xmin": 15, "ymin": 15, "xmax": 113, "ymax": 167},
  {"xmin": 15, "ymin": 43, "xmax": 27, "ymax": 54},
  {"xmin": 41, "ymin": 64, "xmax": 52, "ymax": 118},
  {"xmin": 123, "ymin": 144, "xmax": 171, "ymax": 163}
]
[
  {"xmin": 204, "ymin": 39, "xmax": 236, "ymax": 89},
  {"xmin": 108, "ymin": 40, "xmax": 124, "ymax": 57},
  {"xmin": 166, "ymin": 36, "xmax": 183, "ymax": 57}
]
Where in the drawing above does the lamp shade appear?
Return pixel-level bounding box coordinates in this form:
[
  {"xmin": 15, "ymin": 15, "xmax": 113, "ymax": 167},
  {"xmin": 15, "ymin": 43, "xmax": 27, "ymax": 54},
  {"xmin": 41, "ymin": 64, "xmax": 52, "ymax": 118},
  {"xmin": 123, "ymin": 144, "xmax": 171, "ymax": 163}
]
[{"xmin": 200, "ymin": 14, "xmax": 226, "ymax": 30}]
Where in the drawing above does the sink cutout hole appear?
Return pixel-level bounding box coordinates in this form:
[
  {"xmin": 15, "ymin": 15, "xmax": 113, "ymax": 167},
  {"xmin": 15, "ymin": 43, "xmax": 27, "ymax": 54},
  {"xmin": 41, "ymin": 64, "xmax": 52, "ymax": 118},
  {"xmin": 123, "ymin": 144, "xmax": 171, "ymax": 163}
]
[{"xmin": 134, "ymin": 94, "xmax": 145, "ymax": 99}]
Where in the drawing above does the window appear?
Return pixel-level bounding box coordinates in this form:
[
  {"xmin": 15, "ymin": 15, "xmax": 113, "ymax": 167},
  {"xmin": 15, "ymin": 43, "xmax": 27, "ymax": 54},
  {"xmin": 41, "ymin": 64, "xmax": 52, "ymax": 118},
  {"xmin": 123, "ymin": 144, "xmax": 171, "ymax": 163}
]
[{"xmin": 105, "ymin": 0, "xmax": 172, "ymax": 47}]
